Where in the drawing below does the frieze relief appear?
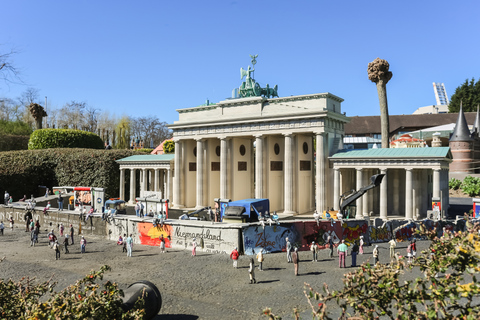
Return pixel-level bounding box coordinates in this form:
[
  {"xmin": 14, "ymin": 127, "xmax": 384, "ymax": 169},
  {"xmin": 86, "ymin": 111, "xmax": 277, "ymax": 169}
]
[{"xmin": 172, "ymin": 118, "xmax": 331, "ymax": 138}]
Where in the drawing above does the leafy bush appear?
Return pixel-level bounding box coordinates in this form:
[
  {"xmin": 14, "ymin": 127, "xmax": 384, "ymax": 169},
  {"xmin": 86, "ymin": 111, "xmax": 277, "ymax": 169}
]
[
  {"xmin": 449, "ymin": 178, "xmax": 462, "ymax": 190},
  {"xmin": 135, "ymin": 148, "xmax": 153, "ymax": 153},
  {"xmin": 163, "ymin": 140, "xmax": 174, "ymax": 153},
  {"xmin": 0, "ymin": 148, "xmax": 138, "ymax": 200},
  {"xmin": 265, "ymin": 219, "xmax": 480, "ymax": 319},
  {"xmin": 0, "ymin": 265, "xmax": 144, "ymax": 319},
  {"xmin": 28, "ymin": 129, "xmax": 104, "ymax": 150},
  {"xmin": 461, "ymin": 176, "xmax": 480, "ymax": 197},
  {"xmin": 0, "ymin": 120, "xmax": 33, "ymax": 135}
]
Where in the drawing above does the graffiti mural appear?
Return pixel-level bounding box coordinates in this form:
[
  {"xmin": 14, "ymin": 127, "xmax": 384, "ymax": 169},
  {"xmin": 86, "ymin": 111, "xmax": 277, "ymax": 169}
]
[
  {"xmin": 342, "ymin": 221, "xmax": 369, "ymax": 245},
  {"xmin": 137, "ymin": 222, "xmax": 172, "ymax": 247},
  {"xmin": 243, "ymin": 224, "xmax": 299, "ymax": 255},
  {"xmin": 368, "ymin": 225, "xmax": 392, "ymax": 243},
  {"xmin": 394, "ymin": 222, "xmax": 417, "ymax": 242},
  {"xmin": 302, "ymin": 221, "xmax": 342, "ymax": 249}
]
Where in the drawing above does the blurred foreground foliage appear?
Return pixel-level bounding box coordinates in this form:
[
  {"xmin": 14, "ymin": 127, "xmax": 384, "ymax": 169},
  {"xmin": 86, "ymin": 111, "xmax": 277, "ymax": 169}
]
[
  {"xmin": 264, "ymin": 216, "xmax": 480, "ymax": 320},
  {"xmin": 0, "ymin": 265, "xmax": 144, "ymax": 319}
]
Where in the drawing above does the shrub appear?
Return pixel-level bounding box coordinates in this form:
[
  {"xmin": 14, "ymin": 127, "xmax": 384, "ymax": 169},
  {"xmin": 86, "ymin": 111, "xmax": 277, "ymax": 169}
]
[
  {"xmin": 163, "ymin": 140, "xmax": 174, "ymax": 153},
  {"xmin": 449, "ymin": 178, "xmax": 462, "ymax": 190},
  {"xmin": 0, "ymin": 120, "xmax": 33, "ymax": 135},
  {"xmin": 0, "ymin": 265, "xmax": 144, "ymax": 319},
  {"xmin": 28, "ymin": 129, "xmax": 104, "ymax": 150},
  {"xmin": 461, "ymin": 176, "xmax": 480, "ymax": 197},
  {"xmin": 0, "ymin": 148, "xmax": 137, "ymax": 200},
  {"xmin": 0, "ymin": 134, "xmax": 30, "ymax": 151},
  {"xmin": 135, "ymin": 148, "xmax": 154, "ymax": 153}
]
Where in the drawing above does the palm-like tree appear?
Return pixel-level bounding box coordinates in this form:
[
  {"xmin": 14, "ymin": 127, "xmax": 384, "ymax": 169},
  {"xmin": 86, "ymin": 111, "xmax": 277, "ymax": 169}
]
[
  {"xmin": 368, "ymin": 58, "xmax": 393, "ymax": 148},
  {"xmin": 28, "ymin": 103, "xmax": 47, "ymax": 130}
]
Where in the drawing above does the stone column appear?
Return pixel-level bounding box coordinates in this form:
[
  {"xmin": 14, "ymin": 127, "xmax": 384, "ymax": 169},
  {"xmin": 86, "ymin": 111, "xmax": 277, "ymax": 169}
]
[
  {"xmin": 333, "ymin": 168, "xmax": 340, "ymax": 211},
  {"xmin": 196, "ymin": 139, "xmax": 204, "ymax": 208},
  {"xmin": 284, "ymin": 133, "xmax": 294, "ymax": 214},
  {"xmin": 255, "ymin": 135, "xmax": 264, "ymax": 199},
  {"xmin": 220, "ymin": 138, "xmax": 228, "ymax": 199},
  {"xmin": 355, "ymin": 168, "xmax": 363, "ymax": 219},
  {"xmin": 405, "ymin": 168, "xmax": 413, "ymax": 219},
  {"xmin": 433, "ymin": 169, "xmax": 441, "ymax": 199},
  {"xmin": 166, "ymin": 169, "xmax": 171, "ymax": 201},
  {"xmin": 142, "ymin": 169, "xmax": 148, "ymax": 195},
  {"xmin": 380, "ymin": 168, "xmax": 388, "ymax": 220},
  {"xmin": 154, "ymin": 169, "xmax": 159, "ymax": 192},
  {"xmin": 129, "ymin": 168, "xmax": 136, "ymax": 204},
  {"xmin": 159, "ymin": 169, "xmax": 164, "ymax": 199},
  {"xmin": 120, "ymin": 168, "xmax": 125, "ymax": 201},
  {"xmin": 315, "ymin": 133, "xmax": 325, "ymax": 213},
  {"xmin": 173, "ymin": 140, "xmax": 183, "ymax": 208}
]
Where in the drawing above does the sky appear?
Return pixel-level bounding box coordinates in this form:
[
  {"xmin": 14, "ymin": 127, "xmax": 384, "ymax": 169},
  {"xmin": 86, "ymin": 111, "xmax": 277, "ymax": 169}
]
[{"xmin": 1, "ymin": 0, "xmax": 480, "ymax": 125}]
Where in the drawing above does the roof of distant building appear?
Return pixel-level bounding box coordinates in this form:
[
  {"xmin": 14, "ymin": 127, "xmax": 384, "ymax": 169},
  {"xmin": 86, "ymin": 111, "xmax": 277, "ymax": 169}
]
[
  {"xmin": 345, "ymin": 113, "xmax": 477, "ymax": 136},
  {"xmin": 331, "ymin": 147, "xmax": 452, "ymax": 159},
  {"xmin": 116, "ymin": 154, "xmax": 175, "ymax": 162}
]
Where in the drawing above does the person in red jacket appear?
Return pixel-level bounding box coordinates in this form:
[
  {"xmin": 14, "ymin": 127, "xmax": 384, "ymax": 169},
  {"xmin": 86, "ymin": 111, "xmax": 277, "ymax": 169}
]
[{"xmin": 230, "ymin": 247, "xmax": 239, "ymax": 268}]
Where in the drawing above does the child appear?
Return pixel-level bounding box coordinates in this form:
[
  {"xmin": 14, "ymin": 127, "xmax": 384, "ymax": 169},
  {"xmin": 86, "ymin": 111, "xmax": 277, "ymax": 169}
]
[
  {"xmin": 9, "ymin": 216, "xmax": 14, "ymax": 231},
  {"xmin": 249, "ymin": 258, "xmax": 256, "ymax": 284}
]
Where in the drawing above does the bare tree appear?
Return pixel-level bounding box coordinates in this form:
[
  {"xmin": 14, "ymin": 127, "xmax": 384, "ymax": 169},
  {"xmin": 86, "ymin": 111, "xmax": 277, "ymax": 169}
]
[
  {"xmin": 368, "ymin": 58, "xmax": 393, "ymax": 148},
  {"xmin": 56, "ymin": 100, "xmax": 87, "ymax": 130},
  {"xmin": 18, "ymin": 87, "xmax": 40, "ymax": 106},
  {"xmin": 0, "ymin": 47, "xmax": 21, "ymax": 87},
  {"xmin": 0, "ymin": 98, "xmax": 19, "ymax": 121},
  {"xmin": 131, "ymin": 115, "xmax": 172, "ymax": 148}
]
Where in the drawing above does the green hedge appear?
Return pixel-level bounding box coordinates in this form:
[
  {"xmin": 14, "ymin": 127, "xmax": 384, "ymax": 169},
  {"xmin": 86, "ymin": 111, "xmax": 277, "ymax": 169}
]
[
  {"xmin": 28, "ymin": 129, "xmax": 104, "ymax": 150},
  {"xmin": 0, "ymin": 149, "xmax": 140, "ymax": 200},
  {"xmin": 0, "ymin": 134, "xmax": 30, "ymax": 151}
]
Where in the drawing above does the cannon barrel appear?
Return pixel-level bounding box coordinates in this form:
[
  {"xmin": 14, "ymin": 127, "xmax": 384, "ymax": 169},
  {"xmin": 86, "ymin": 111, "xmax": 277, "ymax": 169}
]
[{"xmin": 121, "ymin": 280, "xmax": 162, "ymax": 319}]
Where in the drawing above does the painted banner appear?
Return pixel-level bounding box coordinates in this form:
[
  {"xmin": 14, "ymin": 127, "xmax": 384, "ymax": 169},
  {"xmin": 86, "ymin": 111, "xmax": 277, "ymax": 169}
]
[{"xmin": 137, "ymin": 222, "xmax": 172, "ymax": 247}]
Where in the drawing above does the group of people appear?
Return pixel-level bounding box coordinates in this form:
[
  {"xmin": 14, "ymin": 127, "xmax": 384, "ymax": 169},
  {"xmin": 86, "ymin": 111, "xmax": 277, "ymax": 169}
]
[
  {"xmin": 116, "ymin": 234, "xmax": 134, "ymax": 256},
  {"xmin": 258, "ymin": 211, "xmax": 279, "ymax": 228},
  {"xmin": 42, "ymin": 223, "xmax": 79, "ymax": 259}
]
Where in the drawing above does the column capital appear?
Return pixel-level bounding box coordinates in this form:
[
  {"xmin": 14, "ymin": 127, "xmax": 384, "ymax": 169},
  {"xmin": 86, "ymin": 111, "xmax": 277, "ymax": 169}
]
[
  {"xmin": 405, "ymin": 168, "xmax": 413, "ymax": 172},
  {"xmin": 254, "ymin": 134, "xmax": 264, "ymax": 139},
  {"xmin": 355, "ymin": 167, "xmax": 363, "ymax": 172},
  {"xmin": 314, "ymin": 131, "xmax": 326, "ymax": 136},
  {"xmin": 195, "ymin": 137, "xmax": 204, "ymax": 142},
  {"xmin": 282, "ymin": 132, "xmax": 294, "ymax": 137}
]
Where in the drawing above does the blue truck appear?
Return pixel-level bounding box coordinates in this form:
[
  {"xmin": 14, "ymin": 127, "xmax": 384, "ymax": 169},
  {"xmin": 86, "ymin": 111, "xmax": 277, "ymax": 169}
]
[{"xmin": 222, "ymin": 198, "xmax": 269, "ymax": 223}]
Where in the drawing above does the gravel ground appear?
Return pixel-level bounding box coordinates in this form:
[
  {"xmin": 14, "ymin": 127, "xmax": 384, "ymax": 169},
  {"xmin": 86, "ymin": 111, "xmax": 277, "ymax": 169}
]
[{"xmin": 0, "ymin": 227, "xmax": 432, "ymax": 319}]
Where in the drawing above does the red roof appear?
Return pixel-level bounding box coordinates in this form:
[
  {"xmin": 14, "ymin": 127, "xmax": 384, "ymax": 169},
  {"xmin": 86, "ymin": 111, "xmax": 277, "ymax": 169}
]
[{"xmin": 151, "ymin": 139, "xmax": 172, "ymax": 155}]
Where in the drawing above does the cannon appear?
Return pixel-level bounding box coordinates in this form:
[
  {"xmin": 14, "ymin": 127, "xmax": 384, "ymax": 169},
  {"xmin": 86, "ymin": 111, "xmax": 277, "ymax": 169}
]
[{"xmin": 121, "ymin": 280, "xmax": 162, "ymax": 319}]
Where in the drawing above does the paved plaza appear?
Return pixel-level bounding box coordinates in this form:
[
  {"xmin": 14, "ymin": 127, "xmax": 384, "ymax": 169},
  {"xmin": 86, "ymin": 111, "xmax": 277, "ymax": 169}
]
[{"xmin": 0, "ymin": 227, "xmax": 432, "ymax": 319}]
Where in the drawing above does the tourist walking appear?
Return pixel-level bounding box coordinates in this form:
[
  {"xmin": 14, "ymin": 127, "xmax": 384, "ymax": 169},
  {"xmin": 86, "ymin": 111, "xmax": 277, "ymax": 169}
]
[
  {"xmin": 389, "ymin": 238, "xmax": 396, "ymax": 259},
  {"xmin": 328, "ymin": 236, "xmax": 334, "ymax": 258},
  {"xmin": 59, "ymin": 223, "xmax": 64, "ymax": 237},
  {"xmin": 256, "ymin": 249, "xmax": 264, "ymax": 271},
  {"xmin": 35, "ymin": 220, "xmax": 40, "ymax": 233},
  {"xmin": 135, "ymin": 201, "xmax": 140, "ymax": 217},
  {"xmin": 292, "ymin": 247, "xmax": 300, "ymax": 276},
  {"xmin": 122, "ymin": 233, "xmax": 127, "ymax": 253},
  {"xmin": 57, "ymin": 192, "xmax": 64, "ymax": 211},
  {"xmin": 159, "ymin": 235, "xmax": 166, "ymax": 253},
  {"xmin": 69, "ymin": 224, "xmax": 74, "ymax": 245},
  {"xmin": 64, "ymin": 235, "xmax": 70, "ymax": 254},
  {"xmin": 24, "ymin": 211, "xmax": 33, "ymax": 232},
  {"xmin": 31, "ymin": 228, "xmax": 38, "ymax": 246},
  {"xmin": 337, "ymin": 240, "xmax": 348, "ymax": 268},
  {"xmin": 351, "ymin": 241, "xmax": 359, "ymax": 267},
  {"xmin": 230, "ymin": 247, "xmax": 239, "ymax": 268},
  {"xmin": 373, "ymin": 245, "xmax": 379, "ymax": 265},
  {"xmin": 80, "ymin": 236, "xmax": 87, "ymax": 253},
  {"xmin": 4, "ymin": 191, "xmax": 9, "ymax": 205},
  {"xmin": 286, "ymin": 237, "xmax": 292, "ymax": 263},
  {"xmin": 406, "ymin": 242, "xmax": 413, "ymax": 263},
  {"xmin": 53, "ymin": 240, "xmax": 61, "ymax": 260},
  {"xmin": 359, "ymin": 235, "xmax": 364, "ymax": 254},
  {"xmin": 126, "ymin": 234, "xmax": 133, "ymax": 257},
  {"xmin": 191, "ymin": 238, "xmax": 197, "ymax": 256},
  {"xmin": 248, "ymin": 258, "xmax": 256, "ymax": 284},
  {"xmin": 29, "ymin": 219, "xmax": 34, "ymax": 231},
  {"xmin": 310, "ymin": 241, "xmax": 318, "ymax": 262},
  {"xmin": 0, "ymin": 221, "xmax": 4, "ymax": 235},
  {"xmin": 9, "ymin": 216, "xmax": 14, "ymax": 231},
  {"xmin": 411, "ymin": 239, "xmax": 417, "ymax": 259}
]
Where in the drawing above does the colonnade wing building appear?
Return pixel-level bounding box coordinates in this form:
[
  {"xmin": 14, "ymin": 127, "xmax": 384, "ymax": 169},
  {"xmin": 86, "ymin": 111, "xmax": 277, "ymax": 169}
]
[{"xmin": 168, "ymin": 94, "xmax": 348, "ymax": 214}]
